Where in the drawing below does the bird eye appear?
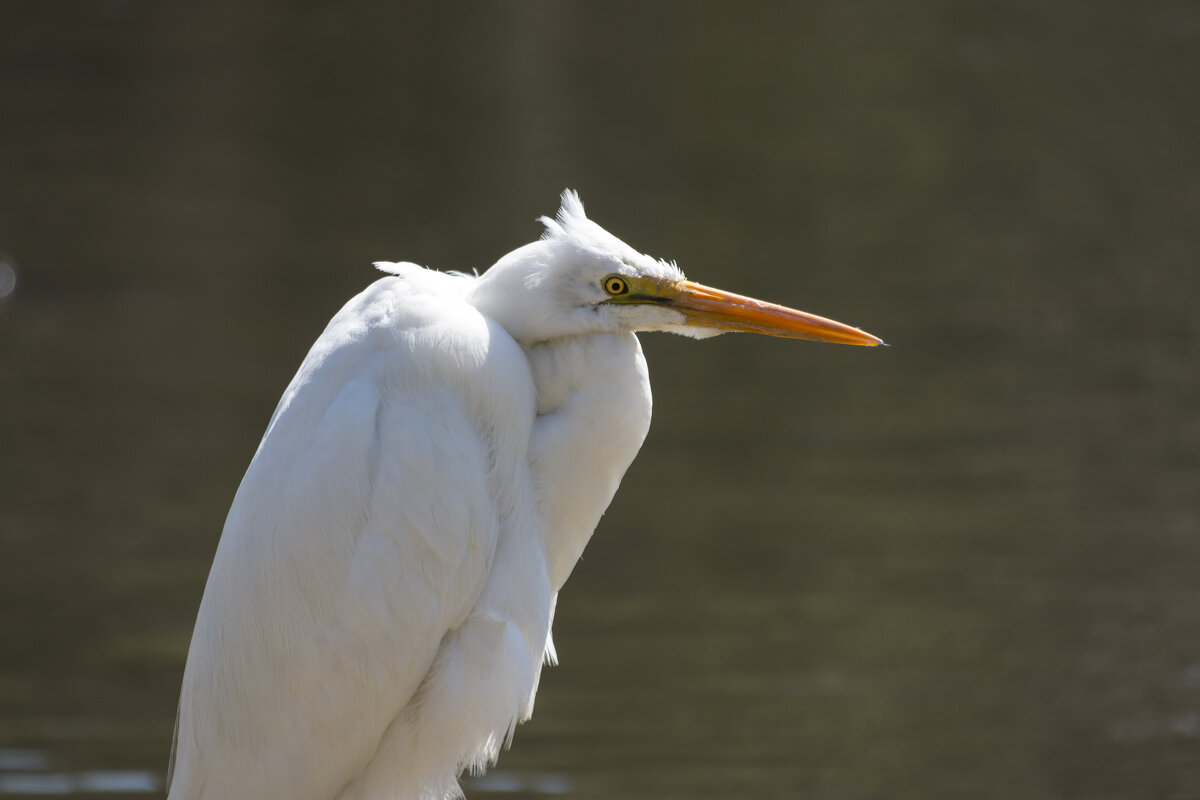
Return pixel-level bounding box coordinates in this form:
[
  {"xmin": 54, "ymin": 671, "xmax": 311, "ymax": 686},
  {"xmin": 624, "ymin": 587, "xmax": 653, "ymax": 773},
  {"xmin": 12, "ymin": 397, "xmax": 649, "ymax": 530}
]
[{"xmin": 603, "ymin": 275, "xmax": 629, "ymax": 296}]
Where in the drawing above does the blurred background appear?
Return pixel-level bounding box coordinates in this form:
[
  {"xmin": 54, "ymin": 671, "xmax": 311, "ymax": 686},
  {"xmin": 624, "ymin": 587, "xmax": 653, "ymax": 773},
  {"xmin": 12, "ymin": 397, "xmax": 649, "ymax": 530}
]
[{"xmin": 2, "ymin": 2, "xmax": 1199, "ymax": 798}]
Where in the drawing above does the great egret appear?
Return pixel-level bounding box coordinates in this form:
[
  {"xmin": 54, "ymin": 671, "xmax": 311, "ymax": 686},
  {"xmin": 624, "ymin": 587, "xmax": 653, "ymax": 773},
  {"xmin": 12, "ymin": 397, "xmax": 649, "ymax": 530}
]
[{"xmin": 167, "ymin": 191, "xmax": 882, "ymax": 800}]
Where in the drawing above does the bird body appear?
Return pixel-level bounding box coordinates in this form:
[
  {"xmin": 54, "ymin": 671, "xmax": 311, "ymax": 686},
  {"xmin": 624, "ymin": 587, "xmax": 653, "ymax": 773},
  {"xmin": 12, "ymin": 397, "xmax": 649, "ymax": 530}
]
[{"xmin": 168, "ymin": 192, "xmax": 880, "ymax": 800}]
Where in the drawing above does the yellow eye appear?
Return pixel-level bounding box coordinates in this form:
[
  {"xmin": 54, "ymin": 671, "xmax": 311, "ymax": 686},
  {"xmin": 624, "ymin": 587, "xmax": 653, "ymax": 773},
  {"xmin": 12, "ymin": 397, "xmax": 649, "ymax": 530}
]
[{"xmin": 603, "ymin": 275, "xmax": 629, "ymax": 296}]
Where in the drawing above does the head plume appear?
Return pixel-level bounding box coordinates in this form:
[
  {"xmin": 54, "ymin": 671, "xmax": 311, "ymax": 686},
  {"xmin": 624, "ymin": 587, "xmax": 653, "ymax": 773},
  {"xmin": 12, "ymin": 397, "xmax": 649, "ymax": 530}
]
[{"xmin": 537, "ymin": 190, "xmax": 683, "ymax": 282}]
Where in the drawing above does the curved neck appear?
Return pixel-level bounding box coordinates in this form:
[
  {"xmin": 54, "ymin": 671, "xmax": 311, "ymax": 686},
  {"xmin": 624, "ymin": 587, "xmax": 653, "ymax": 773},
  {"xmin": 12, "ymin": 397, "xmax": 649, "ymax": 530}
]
[{"xmin": 525, "ymin": 333, "xmax": 652, "ymax": 590}]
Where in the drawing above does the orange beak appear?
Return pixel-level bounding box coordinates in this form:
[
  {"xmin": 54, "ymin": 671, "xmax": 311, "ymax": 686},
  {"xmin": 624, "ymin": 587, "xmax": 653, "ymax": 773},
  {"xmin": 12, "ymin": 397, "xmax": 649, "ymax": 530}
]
[{"xmin": 656, "ymin": 279, "xmax": 884, "ymax": 346}]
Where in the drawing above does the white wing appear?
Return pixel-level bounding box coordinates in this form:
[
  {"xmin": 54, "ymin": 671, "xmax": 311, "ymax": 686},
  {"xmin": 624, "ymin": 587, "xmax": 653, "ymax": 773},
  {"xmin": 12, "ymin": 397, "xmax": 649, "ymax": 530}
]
[{"xmin": 168, "ymin": 269, "xmax": 540, "ymax": 800}]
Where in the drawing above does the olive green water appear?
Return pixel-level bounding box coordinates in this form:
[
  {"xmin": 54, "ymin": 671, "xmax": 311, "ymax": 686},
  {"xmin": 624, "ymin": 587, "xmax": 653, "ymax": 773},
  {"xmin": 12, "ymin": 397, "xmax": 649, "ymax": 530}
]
[{"xmin": 2, "ymin": 3, "xmax": 1199, "ymax": 798}]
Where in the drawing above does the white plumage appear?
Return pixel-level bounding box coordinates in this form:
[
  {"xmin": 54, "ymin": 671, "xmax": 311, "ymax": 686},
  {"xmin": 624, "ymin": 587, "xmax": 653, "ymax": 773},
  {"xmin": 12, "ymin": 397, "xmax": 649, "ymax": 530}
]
[{"xmin": 168, "ymin": 191, "xmax": 881, "ymax": 800}]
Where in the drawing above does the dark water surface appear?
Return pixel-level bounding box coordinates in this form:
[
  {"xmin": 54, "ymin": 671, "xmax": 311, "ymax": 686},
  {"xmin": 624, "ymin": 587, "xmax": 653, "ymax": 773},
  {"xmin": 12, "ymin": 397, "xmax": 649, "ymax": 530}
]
[{"xmin": 2, "ymin": 3, "xmax": 1199, "ymax": 798}]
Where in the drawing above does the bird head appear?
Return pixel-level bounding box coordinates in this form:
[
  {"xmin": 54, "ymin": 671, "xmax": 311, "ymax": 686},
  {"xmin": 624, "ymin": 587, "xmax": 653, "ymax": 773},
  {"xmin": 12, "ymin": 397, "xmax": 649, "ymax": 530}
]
[{"xmin": 469, "ymin": 191, "xmax": 883, "ymax": 348}]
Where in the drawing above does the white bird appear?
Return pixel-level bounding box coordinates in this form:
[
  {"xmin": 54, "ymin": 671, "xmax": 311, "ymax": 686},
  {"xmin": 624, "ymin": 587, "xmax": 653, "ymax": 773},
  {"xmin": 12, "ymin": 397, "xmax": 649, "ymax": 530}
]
[{"xmin": 167, "ymin": 191, "xmax": 882, "ymax": 800}]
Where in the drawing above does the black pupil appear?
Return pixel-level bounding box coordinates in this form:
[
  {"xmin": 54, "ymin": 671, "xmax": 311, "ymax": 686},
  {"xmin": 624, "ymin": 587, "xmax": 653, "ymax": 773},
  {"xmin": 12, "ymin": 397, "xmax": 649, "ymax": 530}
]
[{"xmin": 608, "ymin": 278, "xmax": 624, "ymax": 293}]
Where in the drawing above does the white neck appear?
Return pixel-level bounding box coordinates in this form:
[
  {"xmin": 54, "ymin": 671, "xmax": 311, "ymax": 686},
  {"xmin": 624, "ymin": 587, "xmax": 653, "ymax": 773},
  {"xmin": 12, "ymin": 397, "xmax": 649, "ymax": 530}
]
[{"xmin": 525, "ymin": 333, "xmax": 652, "ymax": 590}]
